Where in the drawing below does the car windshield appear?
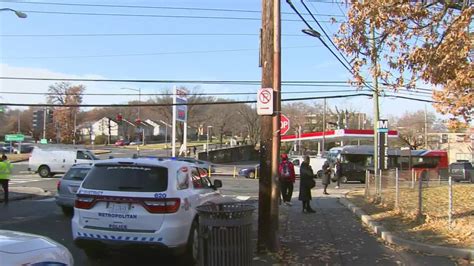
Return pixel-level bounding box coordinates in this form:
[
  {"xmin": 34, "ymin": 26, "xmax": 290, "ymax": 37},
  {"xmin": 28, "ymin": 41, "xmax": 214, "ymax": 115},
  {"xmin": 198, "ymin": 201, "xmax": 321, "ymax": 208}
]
[
  {"xmin": 81, "ymin": 164, "xmax": 168, "ymax": 192},
  {"xmin": 63, "ymin": 167, "xmax": 90, "ymax": 181}
]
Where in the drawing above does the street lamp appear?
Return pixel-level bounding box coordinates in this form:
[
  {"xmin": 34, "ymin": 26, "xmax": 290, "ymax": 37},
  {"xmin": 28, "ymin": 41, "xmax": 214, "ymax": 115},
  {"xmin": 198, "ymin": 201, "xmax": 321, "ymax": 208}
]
[
  {"xmin": 206, "ymin": 126, "xmax": 213, "ymax": 158},
  {"xmin": 121, "ymin": 88, "xmax": 141, "ymax": 119},
  {"xmin": 159, "ymin": 120, "xmax": 172, "ymax": 153},
  {"xmin": 0, "ymin": 8, "xmax": 27, "ymax": 18}
]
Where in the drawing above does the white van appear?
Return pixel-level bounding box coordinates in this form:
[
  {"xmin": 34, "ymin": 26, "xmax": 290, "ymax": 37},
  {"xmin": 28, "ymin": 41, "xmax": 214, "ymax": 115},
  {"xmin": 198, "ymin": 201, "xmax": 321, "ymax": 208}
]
[
  {"xmin": 290, "ymin": 155, "xmax": 327, "ymax": 177},
  {"xmin": 28, "ymin": 147, "xmax": 98, "ymax": 177}
]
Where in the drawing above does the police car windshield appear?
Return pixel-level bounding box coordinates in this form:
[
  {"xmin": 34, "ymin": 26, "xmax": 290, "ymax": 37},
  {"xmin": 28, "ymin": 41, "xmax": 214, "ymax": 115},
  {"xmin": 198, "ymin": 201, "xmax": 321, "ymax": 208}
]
[
  {"xmin": 63, "ymin": 167, "xmax": 90, "ymax": 181},
  {"xmin": 82, "ymin": 165, "xmax": 168, "ymax": 192}
]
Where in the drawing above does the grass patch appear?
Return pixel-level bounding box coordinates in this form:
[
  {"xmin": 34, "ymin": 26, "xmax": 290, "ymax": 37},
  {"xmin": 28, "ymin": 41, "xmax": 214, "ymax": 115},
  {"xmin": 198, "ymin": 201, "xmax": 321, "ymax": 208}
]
[{"xmin": 347, "ymin": 185, "xmax": 474, "ymax": 249}]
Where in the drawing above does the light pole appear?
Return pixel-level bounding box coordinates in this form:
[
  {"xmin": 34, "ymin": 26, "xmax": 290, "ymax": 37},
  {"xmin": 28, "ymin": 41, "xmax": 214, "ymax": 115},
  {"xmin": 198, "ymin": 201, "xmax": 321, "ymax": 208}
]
[
  {"xmin": 0, "ymin": 8, "xmax": 27, "ymax": 18},
  {"xmin": 159, "ymin": 120, "xmax": 172, "ymax": 155},
  {"xmin": 121, "ymin": 88, "xmax": 141, "ymax": 119},
  {"xmin": 206, "ymin": 126, "xmax": 213, "ymax": 158}
]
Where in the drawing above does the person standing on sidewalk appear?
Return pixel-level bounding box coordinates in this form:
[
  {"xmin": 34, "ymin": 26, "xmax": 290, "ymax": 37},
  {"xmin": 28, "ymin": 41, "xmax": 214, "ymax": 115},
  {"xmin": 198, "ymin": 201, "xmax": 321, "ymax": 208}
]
[
  {"xmin": 321, "ymin": 160, "xmax": 331, "ymax": 195},
  {"xmin": 298, "ymin": 155, "xmax": 316, "ymax": 213},
  {"xmin": 279, "ymin": 154, "xmax": 296, "ymax": 206},
  {"xmin": 0, "ymin": 155, "xmax": 13, "ymax": 204},
  {"xmin": 335, "ymin": 158, "xmax": 343, "ymax": 189}
]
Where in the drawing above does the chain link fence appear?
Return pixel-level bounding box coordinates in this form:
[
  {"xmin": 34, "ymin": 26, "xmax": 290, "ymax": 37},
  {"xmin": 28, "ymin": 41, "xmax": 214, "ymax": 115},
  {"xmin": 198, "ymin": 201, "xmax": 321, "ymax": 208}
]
[{"xmin": 365, "ymin": 168, "xmax": 473, "ymax": 229}]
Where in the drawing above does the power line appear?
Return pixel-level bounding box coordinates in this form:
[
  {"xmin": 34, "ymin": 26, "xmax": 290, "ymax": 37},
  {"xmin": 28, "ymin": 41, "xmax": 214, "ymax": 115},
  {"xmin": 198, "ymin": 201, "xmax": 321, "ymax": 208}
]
[
  {"xmin": 0, "ymin": 76, "xmax": 436, "ymax": 95},
  {"xmin": 0, "ymin": 87, "xmax": 432, "ymax": 96},
  {"xmin": 18, "ymin": 10, "xmax": 337, "ymax": 23},
  {"xmin": 286, "ymin": 0, "xmax": 377, "ymax": 93},
  {"xmin": 301, "ymin": 0, "xmax": 352, "ymax": 67},
  {"xmin": 0, "ymin": 89, "xmax": 362, "ymax": 96},
  {"xmin": 0, "ymin": 33, "xmax": 304, "ymax": 38},
  {"xmin": 0, "ymin": 0, "xmax": 345, "ymax": 17},
  {"xmin": 1, "ymin": 45, "xmax": 318, "ymax": 59},
  {"xmin": 0, "ymin": 76, "xmax": 351, "ymax": 84},
  {"xmin": 0, "ymin": 93, "xmax": 372, "ymax": 107},
  {"xmin": 0, "ymin": 93, "xmax": 437, "ymax": 108}
]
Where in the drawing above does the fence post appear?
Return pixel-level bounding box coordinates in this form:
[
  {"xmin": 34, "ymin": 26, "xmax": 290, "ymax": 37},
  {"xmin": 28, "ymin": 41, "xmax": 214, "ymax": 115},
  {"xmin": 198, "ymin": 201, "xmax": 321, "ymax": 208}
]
[
  {"xmin": 255, "ymin": 166, "xmax": 258, "ymax": 179},
  {"xmin": 395, "ymin": 167, "xmax": 399, "ymax": 210},
  {"xmin": 411, "ymin": 168, "xmax": 415, "ymax": 189},
  {"xmin": 365, "ymin": 169, "xmax": 369, "ymax": 198},
  {"xmin": 208, "ymin": 165, "xmax": 212, "ymax": 178},
  {"xmin": 417, "ymin": 170, "xmax": 424, "ymax": 221},
  {"xmin": 233, "ymin": 166, "xmax": 236, "ymax": 178},
  {"xmin": 448, "ymin": 175, "xmax": 453, "ymax": 229}
]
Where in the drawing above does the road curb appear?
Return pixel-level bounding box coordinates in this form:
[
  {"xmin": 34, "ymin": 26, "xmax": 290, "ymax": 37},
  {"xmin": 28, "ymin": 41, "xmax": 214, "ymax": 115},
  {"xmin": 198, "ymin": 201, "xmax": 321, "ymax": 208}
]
[{"xmin": 339, "ymin": 197, "xmax": 474, "ymax": 261}]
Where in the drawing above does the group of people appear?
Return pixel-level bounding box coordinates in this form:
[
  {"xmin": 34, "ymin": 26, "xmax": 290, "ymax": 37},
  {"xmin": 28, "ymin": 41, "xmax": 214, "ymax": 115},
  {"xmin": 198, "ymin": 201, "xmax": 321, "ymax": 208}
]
[
  {"xmin": 0, "ymin": 153, "xmax": 13, "ymax": 204},
  {"xmin": 279, "ymin": 154, "xmax": 343, "ymax": 213}
]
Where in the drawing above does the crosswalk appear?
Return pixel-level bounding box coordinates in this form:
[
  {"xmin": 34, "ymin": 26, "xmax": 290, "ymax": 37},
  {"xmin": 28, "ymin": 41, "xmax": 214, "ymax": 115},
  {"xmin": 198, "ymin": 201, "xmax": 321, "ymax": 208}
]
[{"xmin": 8, "ymin": 176, "xmax": 55, "ymax": 186}]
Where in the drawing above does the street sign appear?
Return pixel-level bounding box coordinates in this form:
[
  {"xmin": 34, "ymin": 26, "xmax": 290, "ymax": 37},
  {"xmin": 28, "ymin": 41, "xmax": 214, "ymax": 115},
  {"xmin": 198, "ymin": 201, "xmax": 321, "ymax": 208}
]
[
  {"xmin": 377, "ymin": 119, "xmax": 389, "ymax": 133},
  {"xmin": 257, "ymin": 88, "xmax": 273, "ymax": 115},
  {"xmin": 40, "ymin": 138, "xmax": 48, "ymax": 144},
  {"xmin": 5, "ymin": 134, "xmax": 24, "ymax": 142},
  {"xmin": 174, "ymin": 88, "xmax": 188, "ymax": 122},
  {"xmin": 280, "ymin": 114, "xmax": 290, "ymax": 135}
]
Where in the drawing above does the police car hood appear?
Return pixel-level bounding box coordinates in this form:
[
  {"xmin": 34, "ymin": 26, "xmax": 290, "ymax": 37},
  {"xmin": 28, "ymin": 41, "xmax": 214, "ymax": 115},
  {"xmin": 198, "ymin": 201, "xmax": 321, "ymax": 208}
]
[{"xmin": 0, "ymin": 230, "xmax": 62, "ymax": 254}]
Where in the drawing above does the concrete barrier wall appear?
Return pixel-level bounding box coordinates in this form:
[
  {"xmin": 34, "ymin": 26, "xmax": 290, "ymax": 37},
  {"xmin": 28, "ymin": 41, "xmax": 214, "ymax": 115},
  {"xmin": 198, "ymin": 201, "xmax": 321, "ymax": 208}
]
[{"xmin": 198, "ymin": 145, "xmax": 258, "ymax": 163}]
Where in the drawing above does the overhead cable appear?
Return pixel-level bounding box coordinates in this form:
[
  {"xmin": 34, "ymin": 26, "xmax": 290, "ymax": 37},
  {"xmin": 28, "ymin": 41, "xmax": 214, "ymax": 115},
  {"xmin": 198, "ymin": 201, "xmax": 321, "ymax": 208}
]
[{"xmin": 0, "ymin": 0, "xmax": 344, "ymax": 17}]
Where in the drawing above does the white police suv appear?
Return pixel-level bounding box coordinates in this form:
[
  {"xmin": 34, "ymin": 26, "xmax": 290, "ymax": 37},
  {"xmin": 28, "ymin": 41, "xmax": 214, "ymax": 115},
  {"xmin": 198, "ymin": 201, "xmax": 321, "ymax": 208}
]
[
  {"xmin": 71, "ymin": 158, "xmax": 223, "ymax": 263},
  {"xmin": 0, "ymin": 230, "xmax": 74, "ymax": 266}
]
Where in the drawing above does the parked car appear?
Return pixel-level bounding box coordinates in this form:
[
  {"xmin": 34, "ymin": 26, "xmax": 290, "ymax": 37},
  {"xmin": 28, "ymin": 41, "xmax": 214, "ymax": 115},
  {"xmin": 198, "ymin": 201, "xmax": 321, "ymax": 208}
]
[
  {"xmin": 449, "ymin": 161, "xmax": 473, "ymax": 183},
  {"xmin": 13, "ymin": 144, "xmax": 34, "ymax": 154},
  {"xmin": 239, "ymin": 165, "xmax": 260, "ymax": 179},
  {"xmin": 114, "ymin": 139, "xmax": 130, "ymax": 146},
  {"xmin": 0, "ymin": 230, "xmax": 74, "ymax": 266},
  {"xmin": 72, "ymin": 158, "xmax": 224, "ymax": 263},
  {"xmin": 55, "ymin": 164, "xmax": 93, "ymax": 215},
  {"xmin": 28, "ymin": 147, "xmax": 98, "ymax": 178},
  {"xmin": 1, "ymin": 144, "xmax": 14, "ymax": 153}
]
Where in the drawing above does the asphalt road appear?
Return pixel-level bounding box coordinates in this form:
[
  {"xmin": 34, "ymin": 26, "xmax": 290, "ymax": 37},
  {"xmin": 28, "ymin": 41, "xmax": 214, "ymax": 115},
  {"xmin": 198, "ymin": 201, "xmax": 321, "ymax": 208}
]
[{"xmin": 2, "ymin": 159, "xmax": 368, "ymax": 266}]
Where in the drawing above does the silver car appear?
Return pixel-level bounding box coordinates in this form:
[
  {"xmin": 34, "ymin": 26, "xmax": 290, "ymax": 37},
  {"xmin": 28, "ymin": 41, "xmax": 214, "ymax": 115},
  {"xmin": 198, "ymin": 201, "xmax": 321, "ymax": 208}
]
[{"xmin": 55, "ymin": 164, "xmax": 92, "ymax": 215}]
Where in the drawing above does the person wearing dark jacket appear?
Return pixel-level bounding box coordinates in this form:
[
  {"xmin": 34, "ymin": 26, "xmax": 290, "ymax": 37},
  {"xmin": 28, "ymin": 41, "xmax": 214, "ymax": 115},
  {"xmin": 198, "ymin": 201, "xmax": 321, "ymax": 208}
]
[
  {"xmin": 298, "ymin": 155, "xmax": 316, "ymax": 213},
  {"xmin": 321, "ymin": 160, "xmax": 331, "ymax": 195}
]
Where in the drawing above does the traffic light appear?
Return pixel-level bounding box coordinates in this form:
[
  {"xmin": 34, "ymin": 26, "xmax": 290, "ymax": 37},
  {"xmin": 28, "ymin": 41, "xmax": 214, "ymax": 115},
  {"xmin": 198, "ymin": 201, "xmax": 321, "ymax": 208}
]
[
  {"xmin": 47, "ymin": 109, "xmax": 54, "ymax": 123},
  {"xmin": 32, "ymin": 110, "xmax": 44, "ymax": 131}
]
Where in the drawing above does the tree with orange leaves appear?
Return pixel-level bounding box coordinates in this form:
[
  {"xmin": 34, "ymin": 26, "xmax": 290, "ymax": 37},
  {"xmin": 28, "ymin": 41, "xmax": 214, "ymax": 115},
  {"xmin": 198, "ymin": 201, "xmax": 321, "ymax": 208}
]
[
  {"xmin": 334, "ymin": 1, "xmax": 473, "ymax": 123},
  {"xmin": 47, "ymin": 82, "xmax": 85, "ymax": 143}
]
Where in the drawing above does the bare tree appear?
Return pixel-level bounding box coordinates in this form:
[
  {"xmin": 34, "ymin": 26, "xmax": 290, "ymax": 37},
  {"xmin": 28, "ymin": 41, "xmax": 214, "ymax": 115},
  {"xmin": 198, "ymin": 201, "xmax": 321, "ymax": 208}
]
[{"xmin": 47, "ymin": 82, "xmax": 85, "ymax": 143}]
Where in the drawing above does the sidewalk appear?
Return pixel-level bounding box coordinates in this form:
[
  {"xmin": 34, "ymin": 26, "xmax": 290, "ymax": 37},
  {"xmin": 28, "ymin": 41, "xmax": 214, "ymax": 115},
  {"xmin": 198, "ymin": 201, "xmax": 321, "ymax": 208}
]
[
  {"xmin": 0, "ymin": 186, "xmax": 52, "ymax": 203},
  {"xmin": 250, "ymin": 188, "xmax": 456, "ymax": 265}
]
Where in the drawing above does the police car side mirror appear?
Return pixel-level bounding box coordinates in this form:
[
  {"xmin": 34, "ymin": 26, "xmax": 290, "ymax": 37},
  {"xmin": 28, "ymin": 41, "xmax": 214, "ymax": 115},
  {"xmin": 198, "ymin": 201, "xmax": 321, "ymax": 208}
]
[{"xmin": 213, "ymin": 179, "xmax": 223, "ymax": 189}]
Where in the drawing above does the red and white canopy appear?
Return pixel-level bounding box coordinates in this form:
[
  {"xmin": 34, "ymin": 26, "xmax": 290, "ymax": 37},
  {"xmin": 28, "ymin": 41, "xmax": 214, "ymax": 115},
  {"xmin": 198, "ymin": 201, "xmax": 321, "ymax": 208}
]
[{"xmin": 281, "ymin": 129, "xmax": 398, "ymax": 142}]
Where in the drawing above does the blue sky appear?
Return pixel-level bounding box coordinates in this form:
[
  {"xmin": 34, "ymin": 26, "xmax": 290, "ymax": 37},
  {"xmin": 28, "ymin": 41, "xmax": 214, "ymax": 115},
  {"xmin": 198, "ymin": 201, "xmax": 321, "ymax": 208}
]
[{"xmin": 0, "ymin": 0, "xmax": 439, "ymax": 120}]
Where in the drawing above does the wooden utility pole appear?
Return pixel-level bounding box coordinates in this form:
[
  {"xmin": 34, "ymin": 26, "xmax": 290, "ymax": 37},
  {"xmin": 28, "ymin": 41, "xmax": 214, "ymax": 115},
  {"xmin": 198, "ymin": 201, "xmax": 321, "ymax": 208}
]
[{"xmin": 258, "ymin": 0, "xmax": 280, "ymax": 252}]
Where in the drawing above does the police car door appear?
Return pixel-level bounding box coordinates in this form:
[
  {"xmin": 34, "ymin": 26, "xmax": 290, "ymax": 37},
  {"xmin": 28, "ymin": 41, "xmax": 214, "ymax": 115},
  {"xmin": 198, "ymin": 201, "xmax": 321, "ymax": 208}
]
[{"xmin": 190, "ymin": 167, "xmax": 220, "ymax": 205}]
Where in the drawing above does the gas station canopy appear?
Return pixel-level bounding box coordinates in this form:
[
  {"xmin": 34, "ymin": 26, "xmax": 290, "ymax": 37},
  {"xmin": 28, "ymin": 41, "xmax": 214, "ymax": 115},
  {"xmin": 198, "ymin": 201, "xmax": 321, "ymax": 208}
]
[{"xmin": 281, "ymin": 129, "xmax": 398, "ymax": 142}]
